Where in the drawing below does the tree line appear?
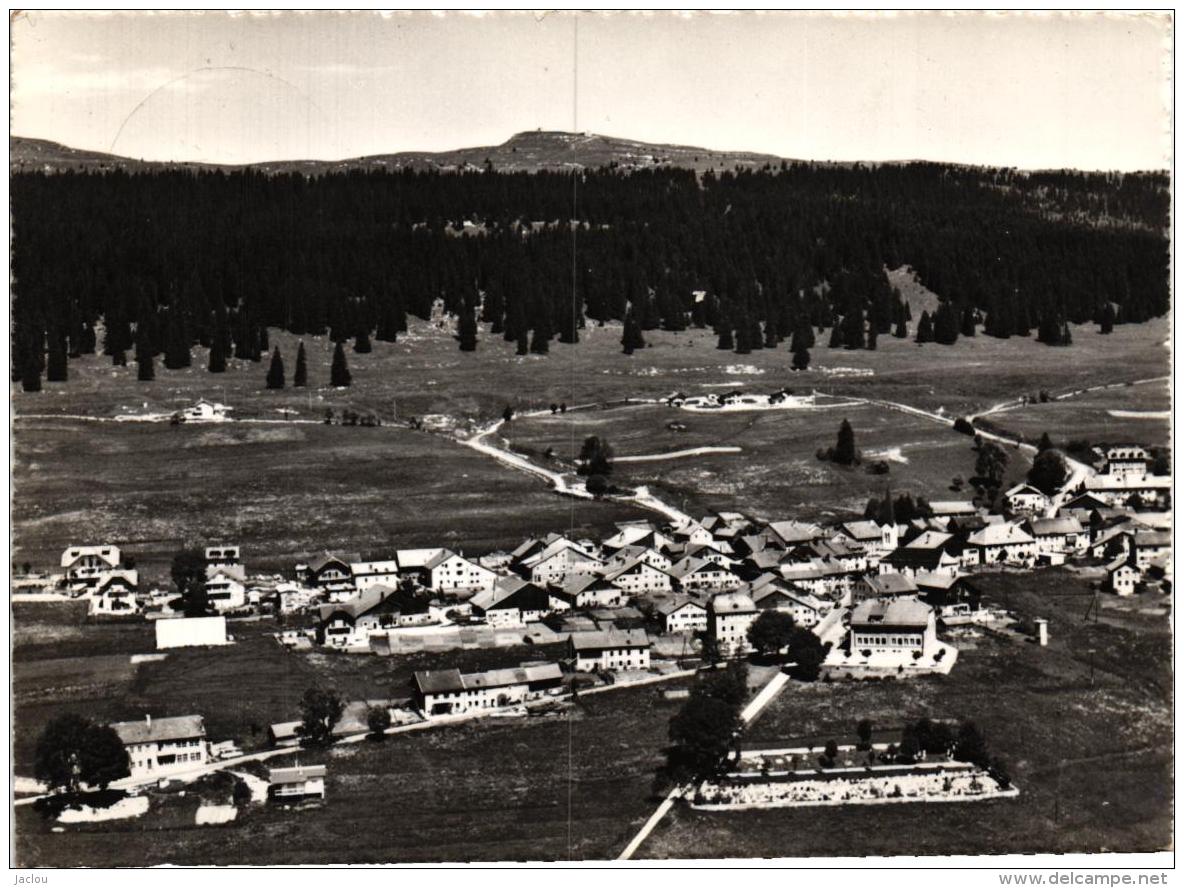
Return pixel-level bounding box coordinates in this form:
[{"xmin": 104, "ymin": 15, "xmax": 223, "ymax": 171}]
[{"xmin": 11, "ymin": 162, "xmax": 1169, "ymax": 391}]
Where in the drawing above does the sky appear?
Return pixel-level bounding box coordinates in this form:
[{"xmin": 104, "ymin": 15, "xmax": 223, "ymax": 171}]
[{"xmin": 10, "ymin": 10, "xmax": 1173, "ymax": 170}]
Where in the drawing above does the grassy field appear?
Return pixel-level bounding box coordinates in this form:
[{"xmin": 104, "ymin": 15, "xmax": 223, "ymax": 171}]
[
  {"xmin": 12, "ymin": 416, "xmax": 649, "ymax": 581},
  {"xmin": 504, "ymin": 401, "xmax": 1032, "ymax": 523},
  {"xmin": 11, "ymin": 313, "xmax": 1169, "ymax": 426},
  {"xmin": 640, "ymin": 568, "xmax": 1172, "ymax": 858},
  {"xmin": 15, "ymin": 681, "xmax": 690, "ymax": 865},
  {"xmin": 986, "ymin": 378, "xmax": 1170, "ymax": 450},
  {"xmin": 12, "ymin": 600, "xmax": 571, "ymax": 774}
]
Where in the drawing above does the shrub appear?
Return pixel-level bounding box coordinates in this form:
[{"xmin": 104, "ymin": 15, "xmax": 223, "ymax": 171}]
[
  {"xmin": 585, "ymin": 474, "xmax": 609, "ymax": 496},
  {"xmin": 953, "ymin": 417, "xmax": 975, "ymax": 435},
  {"xmin": 866, "ymin": 460, "xmax": 890, "ymax": 475}
]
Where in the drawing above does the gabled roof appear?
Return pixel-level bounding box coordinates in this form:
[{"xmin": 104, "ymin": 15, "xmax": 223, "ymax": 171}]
[
  {"xmin": 927, "ymin": 501, "xmax": 978, "ymax": 517},
  {"xmin": 1006, "ymin": 482, "xmax": 1048, "ymax": 498},
  {"xmin": 1026, "ymin": 516, "xmax": 1084, "ymax": 537},
  {"xmin": 350, "ymin": 560, "xmax": 400, "ymax": 576},
  {"xmin": 414, "ymin": 668, "xmax": 465, "ymax": 694},
  {"xmin": 270, "ymin": 765, "xmax": 326, "ymax": 784},
  {"xmin": 851, "ymin": 597, "xmax": 933, "ymax": 627},
  {"xmin": 967, "ymin": 523, "xmax": 1035, "ymax": 546},
  {"xmin": 669, "ymin": 556, "xmax": 728, "ymax": 579},
  {"xmin": 470, "ymin": 578, "xmax": 551, "ymax": 612},
  {"xmin": 882, "ymin": 547, "xmax": 956, "ymax": 570},
  {"xmin": 60, "ymin": 545, "xmax": 120, "ymax": 568},
  {"xmin": 904, "ymin": 531, "xmax": 954, "ymax": 550},
  {"xmin": 751, "ymin": 584, "xmax": 823, "ymax": 611},
  {"xmin": 1134, "ymin": 530, "xmax": 1172, "ymax": 547},
  {"xmin": 747, "ymin": 550, "xmax": 786, "ymax": 570},
  {"xmin": 110, "ymin": 715, "xmax": 206, "ymax": 745},
  {"xmin": 709, "ymin": 591, "xmax": 757, "ymax": 614},
  {"xmin": 604, "ymin": 556, "xmax": 669, "ymax": 581},
  {"xmin": 570, "ymin": 628, "xmax": 651, "ymax": 651},
  {"xmin": 317, "ymin": 585, "xmax": 401, "ymax": 623},
  {"xmin": 912, "ymin": 570, "xmax": 963, "ymax": 591},
  {"xmin": 395, "ymin": 548, "xmax": 446, "ymax": 570},
  {"xmin": 862, "ymin": 573, "xmax": 919, "ymax": 596},
  {"xmin": 656, "ymin": 596, "xmax": 707, "ymax": 616},
  {"xmin": 307, "ymin": 552, "xmax": 356, "ymax": 575},
  {"xmin": 765, "ymin": 520, "xmax": 823, "ymax": 546},
  {"xmin": 836, "ymin": 520, "xmax": 882, "ymax": 542}
]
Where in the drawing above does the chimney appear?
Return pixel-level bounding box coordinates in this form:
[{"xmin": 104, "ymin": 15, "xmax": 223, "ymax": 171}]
[{"xmin": 146, "ymin": 713, "xmax": 152, "ymax": 729}]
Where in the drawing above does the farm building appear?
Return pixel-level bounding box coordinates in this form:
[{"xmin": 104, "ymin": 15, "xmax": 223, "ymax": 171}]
[
  {"xmin": 549, "ymin": 573, "xmax": 626, "ymax": 610},
  {"xmin": 966, "ymin": 523, "xmax": 1037, "ymax": 566},
  {"xmin": 350, "ymin": 560, "xmax": 401, "ymax": 592},
  {"xmin": 603, "ymin": 556, "xmax": 673, "ymax": 595},
  {"xmin": 315, "ymin": 586, "xmax": 404, "ymax": 648},
  {"xmin": 413, "ymin": 662, "xmax": 563, "ymax": 716},
  {"xmin": 1004, "ymin": 483, "xmax": 1051, "ymax": 516},
  {"xmin": 1107, "ymin": 558, "xmax": 1140, "ymax": 596},
  {"xmin": 855, "ymin": 571, "xmax": 920, "ymax": 604},
  {"xmin": 656, "ymin": 596, "xmax": 708, "ymax": 634},
  {"xmin": 110, "ymin": 714, "xmax": 209, "ymax": 780},
  {"xmin": 423, "ymin": 549, "xmax": 499, "ymax": 594},
  {"xmin": 469, "ymin": 577, "xmax": 554, "ymax": 626},
  {"xmin": 569, "ymin": 628, "xmax": 652, "ymax": 672},
  {"xmin": 670, "ymin": 556, "xmax": 740, "ymax": 593}
]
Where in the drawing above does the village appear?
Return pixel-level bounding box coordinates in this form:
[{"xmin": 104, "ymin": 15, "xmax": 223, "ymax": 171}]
[{"xmin": 13, "ymin": 435, "xmax": 1171, "ymax": 821}]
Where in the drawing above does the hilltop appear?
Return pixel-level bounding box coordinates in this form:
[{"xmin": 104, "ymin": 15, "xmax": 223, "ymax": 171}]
[{"xmin": 10, "ymin": 130, "xmax": 784, "ymax": 176}]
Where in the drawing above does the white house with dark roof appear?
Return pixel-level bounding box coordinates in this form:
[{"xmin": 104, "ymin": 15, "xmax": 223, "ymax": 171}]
[
  {"xmin": 60, "ymin": 544, "xmax": 123, "ymax": 592},
  {"xmin": 1095, "ymin": 444, "xmax": 1151, "ymax": 480},
  {"xmin": 657, "ymin": 596, "xmax": 709, "ymax": 634},
  {"xmin": 299, "ymin": 552, "xmax": 357, "ymax": 593},
  {"xmin": 1106, "ymin": 558, "xmax": 1140, "ymax": 596},
  {"xmin": 414, "ymin": 662, "xmax": 563, "ymax": 715},
  {"xmin": 603, "ymin": 556, "xmax": 673, "ymax": 596},
  {"xmin": 522, "ymin": 538, "xmax": 604, "ymax": 585},
  {"xmin": 315, "ymin": 585, "xmax": 404, "ymax": 647},
  {"xmin": 849, "ymin": 598, "xmax": 937, "ymax": 657},
  {"xmin": 1024, "ymin": 516, "xmax": 1087, "ymax": 557},
  {"xmin": 550, "ymin": 573, "xmax": 626, "ymax": 610},
  {"xmin": 1082, "ymin": 473, "xmax": 1172, "ymax": 509},
  {"xmin": 110, "ymin": 714, "xmax": 209, "ymax": 780},
  {"xmin": 204, "ymin": 570, "xmax": 246, "ymax": 613},
  {"xmin": 89, "ymin": 572, "xmax": 141, "ymax": 615},
  {"xmin": 670, "ymin": 556, "xmax": 740, "ymax": 593},
  {"xmin": 424, "ymin": 550, "xmax": 499, "ymax": 594},
  {"xmin": 569, "ymin": 628, "xmax": 652, "ymax": 672},
  {"xmin": 469, "ymin": 577, "xmax": 554, "ymax": 626},
  {"xmin": 1133, "ymin": 530, "xmax": 1172, "ymax": 570},
  {"xmin": 708, "ymin": 590, "xmax": 758, "ymax": 657},
  {"xmin": 750, "ymin": 580, "xmax": 829, "ymax": 627},
  {"xmin": 855, "ymin": 572, "xmax": 920, "ymax": 604}
]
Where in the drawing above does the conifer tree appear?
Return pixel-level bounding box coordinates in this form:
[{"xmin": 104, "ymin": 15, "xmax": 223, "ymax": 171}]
[
  {"xmin": 893, "ymin": 316, "xmax": 908, "ymax": 339},
  {"xmin": 457, "ymin": 301, "xmax": 478, "ymax": 352},
  {"xmin": 294, "ymin": 341, "xmax": 308, "ymax": 387},
  {"xmin": 792, "ymin": 345, "xmax": 811, "ymax": 371},
  {"xmin": 330, "ymin": 340, "xmax": 351, "ymax": 387},
  {"xmin": 933, "ymin": 302, "xmax": 960, "ymax": 345},
  {"xmin": 717, "ymin": 327, "xmax": 734, "ymax": 350},
  {"xmin": 833, "ymin": 419, "xmax": 858, "ymax": 466},
  {"xmin": 136, "ymin": 346, "xmax": 155, "ymax": 382},
  {"xmin": 960, "ymin": 305, "xmax": 977, "ymax": 337},
  {"xmin": 266, "ymin": 346, "xmax": 285, "ymax": 389},
  {"xmin": 207, "ymin": 336, "xmax": 226, "ymax": 373},
  {"xmin": 515, "ymin": 328, "xmax": 529, "ymax": 356},
  {"xmin": 915, "ymin": 311, "xmax": 935, "ymax": 344},
  {"xmin": 46, "ymin": 327, "xmax": 68, "ymax": 382},
  {"xmin": 1037, "ymin": 431, "xmax": 1054, "ymax": 453},
  {"xmin": 354, "ymin": 327, "xmax": 373, "ymax": 354},
  {"xmin": 827, "ymin": 323, "xmax": 843, "ymax": 348},
  {"xmin": 1099, "ymin": 303, "xmax": 1116, "ymax": 334},
  {"xmin": 866, "ymin": 324, "xmax": 878, "ymax": 351},
  {"xmin": 621, "ymin": 310, "xmax": 646, "ymax": 354}
]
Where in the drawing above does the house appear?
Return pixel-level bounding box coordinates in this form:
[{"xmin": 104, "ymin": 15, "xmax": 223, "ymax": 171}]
[
  {"xmin": 1106, "ymin": 558, "xmax": 1140, "ymax": 596},
  {"xmin": 204, "ymin": 570, "xmax": 247, "ymax": 613},
  {"xmin": 848, "ymin": 598, "xmax": 937, "ymax": 657},
  {"xmin": 413, "ymin": 662, "xmax": 563, "ymax": 716},
  {"xmin": 927, "ymin": 501, "xmax": 979, "ymax": 519},
  {"xmin": 1082, "ymin": 473, "xmax": 1172, "ymax": 509},
  {"xmin": 656, "ymin": 597, "xmax": 708, "ymax": 634},
  {"xmin": 521, "ymin": 538, "xmax": 604, "ymax": 585},
  {"xmin": 1133, "ymin": 530, "xmax": 1172, "ymax": 570},
  {"xmin": 605, "ymin": 545, "xmax": 673, "ymax": 573},
  {"xmin": 856, "ymin": 572, "xmax": 920, "ymax": 603},
  {"xmin": 110, "ymin": 714, "xmax": 208, "ymax": 780},
  {"xmin": 1095, "ymin": 444, "xmax": 1151, "ymax": 479},
  {"xmin": 788, "ymin": 538, "xmax": 867, "ymax": 573},
  {"xmin": 708, "ymin": 591, "xmax": 758, "ymax": 657},
  {"xmin": 670, "ymin": 556, "xmax": 740, "ymax": 593},
  {"xmin": 268, "ymin": 765, "xmax": 326, "ymax": 803},
  {"xmin": 913, "ymin": 572, "xmax": 980, "ymax": 611},
  {"xmin": 967, "ymin": 523, "xmax": 1037, "ymax": 566},
  {"xmin": 750, "ymin": 579, "xmax": 828, "ymax": 627},
  {"xmin": 669, "ymin": 520, "xmax": 715, "ymax": 548},
  {"xmin": 89, "ymin": 572, "xmax": 141, "ymax": 615},
  {"xmin": 764, "ymin": 520, "xmax": 824, "ymax": 549},
  {"xmin": 778, "ymin": 560, "xmax": 850, "ymax": 599},
  {"xmin": 469, "ymin": 577, "xmax": 553, "ymax": 626},
  {"xmin": 1005, "ymin": 483, "xmax": 1051, "ymax": 516},
  {"xmin": 299, "ymin": 553, "xmax": 357, "ymax": 594},
  {"xmin": 155, "ymin": 615, "xmax": 229, "ymax": 649},
  {"xmin": 879, "ymin": 532, "xmax": 962, "ymax": 578},
  {"xmin": 550, "ymin": 573, "xmax": 626, "ymax": 610},
  {"xmin": 1089, "ymin": 523, "xmax": 1138, "ymax": 560},
  {"xmin": 602, "ymin": 522, "xmax": 673, "ymax": 555},
  {"xmin": 315, "ymin": 586, "xmax": 404, "ymax": 648},
  {"xmin": 569, "ymin": 628, "xmax": 652, "ymax": 672},
  {"xmin": 350, "ymin": 560, "xmax": 401, "ymax": 592},
  {"xmin": 60, "ymin": 545, "xmax": 122, "ymax": 592},
  {"xmin": 602, "ymin": 556, "xmax": 673, "ymax": 596},
  {"xmin": 424, "ymin": 550, "xmax": 499, "ymax": 594},
  {"xmin": 1024, "ymin": 516, "xmax": 1087, "ymax": 558},
  {"xmin": 832, "ymin": 520, "xmax": 894, "ymax": 560},
  {"xmin": 204, "ymin": 545, "xmax": 245, "ymax": 583}
]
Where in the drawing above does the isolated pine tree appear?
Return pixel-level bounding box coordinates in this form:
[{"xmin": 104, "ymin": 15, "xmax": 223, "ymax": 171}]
[
  {"xmin": 834, "ymin": 419, "xmax": 858, "ymax": 466},
  {"xmin": 294, "ymin": 341, "xmax": 308, "ymax": 387},
  {"xmin": 915, "ymin": 311, "xmax": 935, "ymax": 344},
  {"xmin": 266, "ymin": 346, "xmax": 285, "ymax": 389},
  {"xmin": 792, "ymin": 345, "xmax": 811, "ymax": 371},
  {"xmin": 621, "ymin": 311, "xmax": 646, "ymax": 354},
  {"xmin": 330, "ymin": 341, "xmax": 351, "ymax": 387},
  {"xmin": 1099, "ymin": 303, "xmax": 1116, "ymax": 334}
]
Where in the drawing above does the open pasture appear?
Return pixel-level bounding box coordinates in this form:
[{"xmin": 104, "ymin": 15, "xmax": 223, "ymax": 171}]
[
  {"xmin": 11, "ymin": 313, "xmax": 1168, "ymax": 426},
  {"xmin": 987, "ymin": 377, "xmax": 1170, "ymax": 450},
  {"xmin": 15, "ymin": 681, "xmax": 688, "ymax": 865},
  {"xmin": 505, "ymin": 401, "xmax": 1032, "ymax": 523},
  {"xmin": 12, "ymin": 416, "xmax": 648, "ymax": 580},
  {"xmin": 641, "ymin": 569, "xmax": 1172, "ymax": 858}
]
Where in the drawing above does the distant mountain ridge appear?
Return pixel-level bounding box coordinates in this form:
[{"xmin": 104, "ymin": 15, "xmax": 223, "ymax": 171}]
[{"xmin": 10, "ymin": 130, "xmax": 786, "ymax": 175}]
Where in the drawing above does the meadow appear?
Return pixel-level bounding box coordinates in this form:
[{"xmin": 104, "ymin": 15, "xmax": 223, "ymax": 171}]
[
  {"xmin": 640, "ymin": 568, "xmax": 1173, "ymax": 859},
  {"xmin": 503, "ymin": 401, "xmax": 1030, "ymax": 523}
]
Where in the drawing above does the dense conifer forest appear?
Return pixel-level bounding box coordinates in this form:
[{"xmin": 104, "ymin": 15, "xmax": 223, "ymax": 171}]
[{"xmin": 9, "ymin": 161, "xmax": 1169, "ymax": 389}]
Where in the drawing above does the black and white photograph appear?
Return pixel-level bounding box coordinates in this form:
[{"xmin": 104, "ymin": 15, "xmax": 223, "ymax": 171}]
[{"xmin": 7, "ymin": 8, "xmax": 1174, "ymax": 872}]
